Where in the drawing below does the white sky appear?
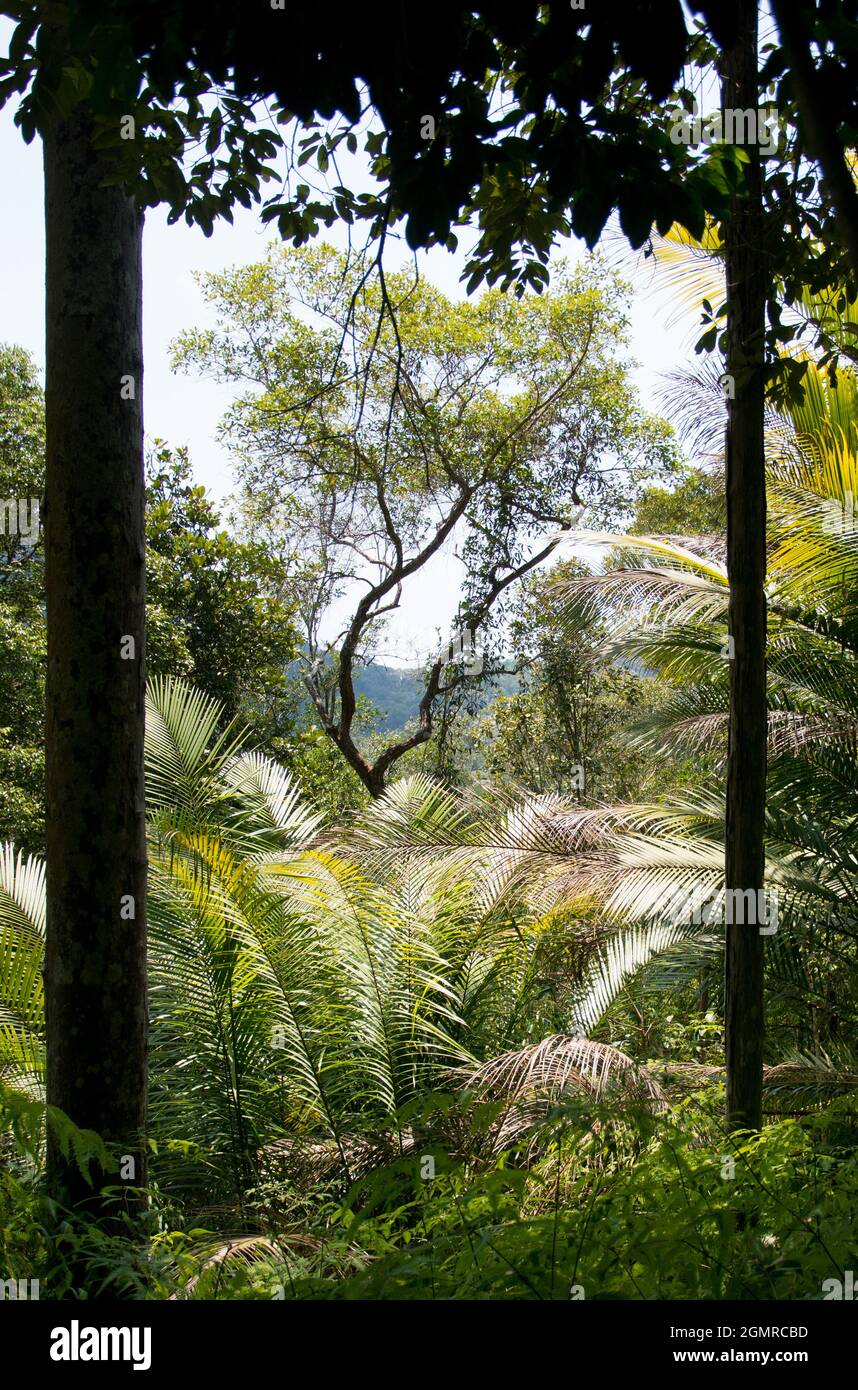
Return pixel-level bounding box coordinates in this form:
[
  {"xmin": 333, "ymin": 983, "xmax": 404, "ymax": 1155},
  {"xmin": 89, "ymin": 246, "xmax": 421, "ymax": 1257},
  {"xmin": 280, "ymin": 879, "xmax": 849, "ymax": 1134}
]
[{"xmin": 0, "ymin": 27, "xmax": 698, "ymax": 665}]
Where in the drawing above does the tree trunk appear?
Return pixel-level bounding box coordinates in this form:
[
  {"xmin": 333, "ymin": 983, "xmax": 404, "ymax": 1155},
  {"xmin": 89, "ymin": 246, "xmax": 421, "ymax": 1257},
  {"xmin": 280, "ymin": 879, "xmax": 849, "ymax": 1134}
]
[
  {"xmin": 43, "ymin": 105, "xmax": 148, "ymax": 1219},
  {"xmin": 721, "ymin": 0, "xmax": 767, "ymax": 1133}
]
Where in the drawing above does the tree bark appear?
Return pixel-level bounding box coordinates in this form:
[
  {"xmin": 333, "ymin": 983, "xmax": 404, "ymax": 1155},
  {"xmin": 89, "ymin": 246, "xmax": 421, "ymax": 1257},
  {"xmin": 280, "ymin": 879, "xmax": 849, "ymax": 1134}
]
[
  {"xmin": 722, "ymin": 0, "xmax": 767, "ymax": 1133},
  {"xmin": 43, "ymin": 105, "xmax": 148, "ymax": 1218}
]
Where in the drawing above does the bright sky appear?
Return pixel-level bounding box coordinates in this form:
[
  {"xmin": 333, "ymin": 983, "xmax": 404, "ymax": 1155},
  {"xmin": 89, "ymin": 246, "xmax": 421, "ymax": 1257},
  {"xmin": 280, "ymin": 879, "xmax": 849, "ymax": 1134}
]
[{"xmin": 0, "ymin": 26, "xmax": 697, "ymax": 664}]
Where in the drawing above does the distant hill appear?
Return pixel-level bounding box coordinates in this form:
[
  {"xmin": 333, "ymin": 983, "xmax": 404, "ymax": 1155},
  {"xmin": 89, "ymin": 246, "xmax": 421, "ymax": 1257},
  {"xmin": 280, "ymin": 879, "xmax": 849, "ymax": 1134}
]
[
  {"xmin": 353, "ymin": 664, "xmax": 426, "ymax": 731},
  {"xmin": 353, "ymin": 663, "xmax": 520, "ymax": 731},
  {"xmin": 296, "ymin": 656, "xmax": 644, "ymax": 734},
  {"xmin": 290, "ymin": 652, "xmax": 518, "ymax": 733}
]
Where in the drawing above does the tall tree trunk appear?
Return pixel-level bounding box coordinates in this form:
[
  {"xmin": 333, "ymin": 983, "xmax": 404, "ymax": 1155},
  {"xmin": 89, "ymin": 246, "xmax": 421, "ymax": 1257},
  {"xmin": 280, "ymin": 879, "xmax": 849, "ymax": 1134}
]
[
  {"xmin": 43, "ymin": 105, "xmax": 148, "ymax": 1219},
  {"xmin": 722, "ymin": 0, "xmax": 767, "ymax": 1133}
]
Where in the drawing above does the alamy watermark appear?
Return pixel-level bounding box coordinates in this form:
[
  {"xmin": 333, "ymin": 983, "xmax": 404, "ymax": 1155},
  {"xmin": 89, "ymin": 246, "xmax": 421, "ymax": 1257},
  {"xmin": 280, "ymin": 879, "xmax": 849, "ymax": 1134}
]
[
  {"xmin": 1, "ymin": 1276, "xmax": 39, "ymax": 1299},
  {"xmin": 822, "ymin": 490, "xmax": 858, "ymax": 535},
  {"xmin": 669, "ymin": 101, "xmax": 780, "ymax": 155},
  {"xmin": 822, "ymin": 1271, "xmax": 855, "ymax": 1299},
  {"xmin": 1, "ymin": 497, "xmax": 40, "ymax": 547},
  {"xmin": 684, "ymin": 886, "xmax": 778, "ymax": 935},
  {"xmin": 50, "ymin": 1320, "xmax": 151, "ymax": 1371},
  {"xmin": 438, "ymin": 624, "xmax": 483, "ymax": 676}
]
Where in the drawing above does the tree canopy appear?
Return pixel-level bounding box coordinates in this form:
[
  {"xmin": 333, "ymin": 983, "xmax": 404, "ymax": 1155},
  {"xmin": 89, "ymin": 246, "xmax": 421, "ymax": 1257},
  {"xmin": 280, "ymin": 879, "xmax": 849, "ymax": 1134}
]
[{"xmin": 172, "ymin": 243, "xmax": 676, "ymax": 792}]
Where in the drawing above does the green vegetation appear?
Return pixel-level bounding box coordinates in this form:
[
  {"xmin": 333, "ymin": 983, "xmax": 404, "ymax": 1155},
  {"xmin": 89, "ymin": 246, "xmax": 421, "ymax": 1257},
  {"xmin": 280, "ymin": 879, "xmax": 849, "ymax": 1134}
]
[
  {"xmin": 2, "ymin": 0, "xmax": 858, "ymax": 1311},
  {"xmin": 4, "ymin": 250, "xmax": 858, "ymax": 1299},
  {"xmin": 3, "ymin": 331, "xmax": 858, "ymax": 1295}
]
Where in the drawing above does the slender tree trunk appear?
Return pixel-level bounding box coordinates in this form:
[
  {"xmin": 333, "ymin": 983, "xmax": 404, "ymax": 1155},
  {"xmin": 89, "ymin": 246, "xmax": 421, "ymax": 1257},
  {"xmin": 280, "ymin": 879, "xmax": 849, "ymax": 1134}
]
[
  {"xmin": 43, "ymin": 105, "xmax": 148, "ymax": 1219},
  {"xmin": 722, "ymin": 0, "xmax": 767, "ymax": 1133}
]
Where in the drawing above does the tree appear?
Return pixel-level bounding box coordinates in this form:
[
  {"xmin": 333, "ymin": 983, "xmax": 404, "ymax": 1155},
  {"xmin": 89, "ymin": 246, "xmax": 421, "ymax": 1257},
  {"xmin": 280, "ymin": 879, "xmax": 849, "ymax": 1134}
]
[
  {"xmin": 1, "ymin": 8, "xmax": 288, "ymax": 1234},
  {"xmin": 770, "ymin": 0, "xmax": 858, "ymax": 282},
  {"xmin": 549, "ymin": 348, "xmax": 858, "ymax": 1070},
  {"xmin": 721, "ymin": 0, "xmax": 768, "ymax": 1134},
  {"xmin": 145, "ymin": 445, "xmax": 300, "ymax": 741},
  {"xmin": 174, "ymin": 245, "xmax": 676, "ymax": 796},
  {"xmin": 0, "ymin": 345, "xmax": 45, "ymax": 855},
  {"xmin": 41, "ymin": 101, "xmax": 148, "ymax": 1213},
  {"xmin": 0, "ymin": 414, "xmax": 302, "ymax": 854},
  {"xmin": 631, "ymin": 466, "xmax": 726, "ymax": 537},
  {"xmin": 473, "ymin": 562, "xmax": 670, "ymax": 803}
]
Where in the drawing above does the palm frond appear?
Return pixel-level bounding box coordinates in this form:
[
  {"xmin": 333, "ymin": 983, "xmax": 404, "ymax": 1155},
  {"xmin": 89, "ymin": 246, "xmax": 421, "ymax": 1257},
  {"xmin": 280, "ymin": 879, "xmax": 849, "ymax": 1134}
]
[
  {"xmin": 458, "ymin": 1035, "xmax": 666, "ymax": 1111},
  {"xmin": 0, "ymin": 845, "xmax": 45, "ymax": 1099}
]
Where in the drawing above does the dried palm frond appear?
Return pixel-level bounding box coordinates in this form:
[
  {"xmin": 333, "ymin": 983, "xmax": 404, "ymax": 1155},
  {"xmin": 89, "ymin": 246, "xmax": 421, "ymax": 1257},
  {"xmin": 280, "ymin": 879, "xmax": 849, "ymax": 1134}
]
[
  {"xmin": 457, "ymin": 1036, "xmax": 666, "ymax": 1112},
  {"xmin": 652, "ymin": 1058, "xmax": 858, "ymax": 1109},
  {"xmin": 259, "ymin": 1128, "xmax": 417, "ymax": 1186},
  {"xmin": 762, "ymin": 1054, "xmax": 858, "ymax": 1109},
  {"xmin": 172, "ymin": 1234, "xmax": 312, "ymax": 1300}
]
